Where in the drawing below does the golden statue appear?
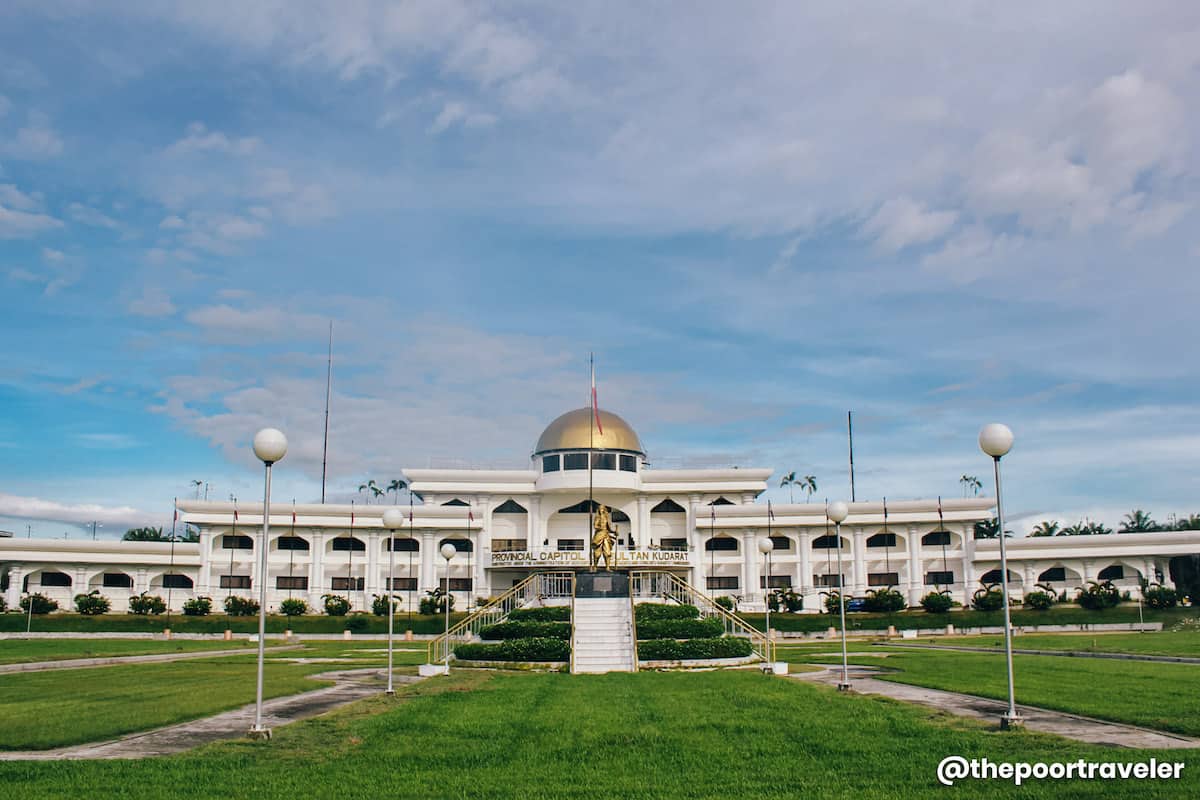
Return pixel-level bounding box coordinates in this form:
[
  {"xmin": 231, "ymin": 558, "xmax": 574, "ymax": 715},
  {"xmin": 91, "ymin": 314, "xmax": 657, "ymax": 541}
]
[{"xmin": 591, "ymin": 504, "xmax": 617, "ymax": 571}]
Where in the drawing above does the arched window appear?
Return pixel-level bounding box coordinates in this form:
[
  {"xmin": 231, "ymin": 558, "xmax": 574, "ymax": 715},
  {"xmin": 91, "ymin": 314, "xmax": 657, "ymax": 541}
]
[
  {"xmin": 708, "ymin": 497, "xmax": 735, "ymax": 506},
  {"xmin": 494, "ymin": 499, "xmax": 528, "ymax": 514},
  {"xmin": 979, "ymin": 569, "xmax": 1019, "ymax": 583},
  {"xmin": 331, "ymin": 536, "xmax": 366, "ymax": 552},
  {"xmin": 442, "ymin": 498, "xmax": 469, "ymax": 507},
  {"xmin": 811, "ymin": 535, "xmax": 843, "ymax": 549},
  {"xmin": 386, "ymin": 537, "xmax": 419, "ymax": 552},
  {"xmin": 768, "ymin": 535, "xmax": 792, "ymax": 551},
  {"xmin": 276, "ymin": 536, "xmax": 310, "ymax": 551},
  {"xmin": 704, "ymin": 536, "xmax": 738, "ymax": 552},
  {"xmin": 222, "ymin": 535, "xmax": 253, "ymax": 550},
  {"xmin": 557, "ymin": 500, "xmax": 630, "ymax": 522},
  {"xmin": 162, "ymin": 574, "xmax": 193, "ymax": 589},
  {"xmin": 1097, "ymin": 565, "xmax": 1125, "ymax": 581},
  {"xmin": 1038, "ymin": 567, "xmax": 1066, "ymax": 582},
  {"xmin": 922, "ymin": 531, "xmax": 952, "ymax": 546},
  {"xmin": 439, "ymin": 537, "xmax": 473, "ymax": 553},
  {"xmin": 867, "ymin": 533, "xmax": 897, "ymax": 548},
  {"xmin": 40, "ymin": 571, "xmax": 72, "ymax": 587},
  {"xmin": 651, "ymin": 498, "xmax": 686, "ymax": 513},
  {"xmin": 102, "ymin": 573, "xmax": 133, "ymax": 588}
]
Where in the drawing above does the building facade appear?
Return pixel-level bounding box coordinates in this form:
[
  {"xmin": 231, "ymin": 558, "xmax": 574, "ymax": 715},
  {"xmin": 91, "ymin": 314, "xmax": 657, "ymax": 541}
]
[{"xmin": 2, "ymin": 407, "xmax": 1197, "ymax": 613}]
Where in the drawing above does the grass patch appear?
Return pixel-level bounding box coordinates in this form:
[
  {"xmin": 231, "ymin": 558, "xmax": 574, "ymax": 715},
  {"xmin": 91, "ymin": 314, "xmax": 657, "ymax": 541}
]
[
  {"xmin": 943, "ymin": 630, "xmax": 1200, "ymax": 657},
  {"xmin": 0, "ymin": 671, "xmax": 1195, "ymax": 798},
  {"xmin": 743, "ymin": 605, "xmax": 1196, "ymax": 632},
  {"xmin": 0, "ymin": 611, "xmax": 466, "ymax": 635},
  {"xmin": 0, "ymin": 638, "xmax": 259, "ymax": 665}
]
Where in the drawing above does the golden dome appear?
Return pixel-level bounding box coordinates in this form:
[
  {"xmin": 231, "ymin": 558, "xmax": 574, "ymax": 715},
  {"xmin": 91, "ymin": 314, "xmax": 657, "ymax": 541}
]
[{"xmin": 534, "ymin": 408, "xmax": 644, "ymax": 455}]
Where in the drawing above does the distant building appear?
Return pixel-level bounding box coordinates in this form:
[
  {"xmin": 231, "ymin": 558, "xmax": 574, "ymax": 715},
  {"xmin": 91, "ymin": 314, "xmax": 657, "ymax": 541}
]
[{"xmin": 2, "ymin": 407, "xmax": 1197, "ymax": 613}]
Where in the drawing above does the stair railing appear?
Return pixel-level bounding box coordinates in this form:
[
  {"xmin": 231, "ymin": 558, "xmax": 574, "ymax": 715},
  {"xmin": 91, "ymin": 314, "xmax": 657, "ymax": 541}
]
[
  {"xmin": 629, "ymin": 570, "xmax": 770, "ymax": 662},
  {"xmin": 428, "ymin": 571, "xmax": 574, "ymax": 665}
]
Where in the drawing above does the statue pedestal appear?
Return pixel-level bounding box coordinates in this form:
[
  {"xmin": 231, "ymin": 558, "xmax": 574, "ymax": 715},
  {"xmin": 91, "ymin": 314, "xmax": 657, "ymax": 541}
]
[{"xmin": 574, "ymin": 570, "xmax": 630, "ymax": 598}]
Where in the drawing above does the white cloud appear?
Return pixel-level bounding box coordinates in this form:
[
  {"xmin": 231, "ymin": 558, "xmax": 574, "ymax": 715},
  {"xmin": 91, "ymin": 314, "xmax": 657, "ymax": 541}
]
[
  {"xmin": 2, "ymin": 111, "xmax": 63, "ymax": 159},
  {"xmin": 184, "ymin": 304, "xmax": 331, "ymax": 343},
  {"xmin": 67, "ymin": 202, "xmax": 121, "ymax": 229},
  {"xmin": 41, "ymin": 247, "xmax": 64, "ymax": 263},
  {"xmin": 127, "ymin": 287, "xmax": 177, "ymax": 317},
  {"xmin": 862, "ymin": 197, "xmax": 957, "ymax": 251},
  {"xmin": 0, "ymin": 183, "xmax": 41, "ymax": 210},
  {"xmin": 159, "ymin": 215, "xmax": 186, "ymax": 229},
  {"xmin": 428, "ymin": 101, "xmax": 497, "ymax": 134},
  {"xmin": 165, "ymin": 121, "xmax": 260, "ymax": 157},
  {"xmin": 0, "ymin": 492, "xmax": 153, "ymax": 529},
  {"xmin": 0, "ymin": 203, "xmax": 62, "ymax": 238},
  {"xmin": 58, "ymin": 376, "xmax": 102, "ymax": 395}
]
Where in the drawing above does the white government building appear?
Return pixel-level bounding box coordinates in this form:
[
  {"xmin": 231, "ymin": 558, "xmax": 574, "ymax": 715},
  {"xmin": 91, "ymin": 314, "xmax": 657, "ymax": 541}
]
[{"xmin": 2, "ymin": 407, "xmax": 1197, "ymax": 613}]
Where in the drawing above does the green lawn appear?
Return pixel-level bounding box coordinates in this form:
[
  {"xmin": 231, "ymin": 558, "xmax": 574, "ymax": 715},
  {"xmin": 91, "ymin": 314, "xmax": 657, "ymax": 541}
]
[
  {"xmin": 743, "ymin": 605, "xmax": 1197, "ymax": 633},
  {"xmin": 941, "ymin": 631, "xmax": 1200, "ymax": 657},
  {"xmin": 0, "ymin": 671, "xmax": 1194, "ymax": 799},
  {"xmin": 0, "ymin": 611, "xmax": 465, "ymax": 634},
  {"xmin": 792, "ymin": 647, "xmax": 1200, "ymax": 737},
  {"xmin": 0, "ymin": 638, "xmax": 260, "ymax": 665}
]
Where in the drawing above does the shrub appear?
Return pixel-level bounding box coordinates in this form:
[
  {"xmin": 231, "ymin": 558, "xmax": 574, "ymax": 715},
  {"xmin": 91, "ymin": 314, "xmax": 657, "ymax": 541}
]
[
  {"xmin": 1076, "ymin": 580, "xmax": 1121, "ymax": 611},
  {"xmin": 455, "ymin": 637, "xmax": 570, "ymax": 662},
  {"xmin": 508, "ymin": 606, "xmax": 571, "ymax": 622},
  {"xmin": 637, "ymin": 636, "xmax": 753, "ymax": 660},
  {"xmin": 279, "ymin": 598, "xmax": 309, "ymax": 617},
  {"xmin": 1144, "ymin": 585, "xmax": 1178, "ymax": 609},
  {"xmin": 182, "ymin": 596, "xmax": 212, "ymax": 616},
  {"xmin": 635, "ymin": 617, "xmax": 724, "ymax": 640},
  {"xmin": 822, "ymin": 592, "xmax": 847, "ymax": 614},
  {"xmin": 322, "ymin": 594, "xmax": 351, "ymax": 616},
  {"xmin": 714, "ymin": 596, "xmax": 734, "ymax": 611},
  {"xmin": 971, "ymin": 587, "xmax": 1004, "ymax": 612},
  {"xmin": 0, "ymin": 596, "xmax": 6, "ymax": 612},
  {"xmin": 479, "ymin": 621, "xmax": 572, "ymax": 640},
  {"xmin": 767, "ymin": 589, "xmax": 803, "ymax": 613},
  {"xmin": 128, "ymin": 593, "xmax": 167, "ymax": 615},
  {"xmin": 224, "ymin": 595, "xmax": 260, "ymax": 616},
  {"xmin": 1023, "ymin": 590, "xmax": 1054, "ymax": 610},
  {"xmin": 74, "ymin": 590, "xmax": 111, "ymax": 615},
  {"xmin": 634, "ymin": 603, "xmax": 700, "ymax": 622},
  {"xmin": 20, "ymin": 593, "xmax": 59, "ymax": 614},
  {"xmin": 371, "ymin": 594, "xmax": 402, "ymax": 616},
  {"xmin": 864, "ymin": 588, "xmax": 906, "ymax": 613},
  {"xmin": 419, "ymin": 589, "xmax": 455, "ymax": 615},
  {"xmin": 344, "ymin": 615, "xmax": 369, "ymax": 632},
  {"xmin": 920, "ymin": 591, "xmax": 953, "ymax": 614}
]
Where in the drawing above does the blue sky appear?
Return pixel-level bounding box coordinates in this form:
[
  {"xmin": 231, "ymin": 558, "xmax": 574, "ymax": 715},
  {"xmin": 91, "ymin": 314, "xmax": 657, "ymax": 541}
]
[{"xmin": 1, "ymin": 2, "xmax": 1198, "ymax": 538}]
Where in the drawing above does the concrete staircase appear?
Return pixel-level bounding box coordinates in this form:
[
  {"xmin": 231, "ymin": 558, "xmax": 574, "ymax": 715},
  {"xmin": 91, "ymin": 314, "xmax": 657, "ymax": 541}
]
[{"xmin": 571, "ymin": 597, "xmax": 635, "ymax": 673}]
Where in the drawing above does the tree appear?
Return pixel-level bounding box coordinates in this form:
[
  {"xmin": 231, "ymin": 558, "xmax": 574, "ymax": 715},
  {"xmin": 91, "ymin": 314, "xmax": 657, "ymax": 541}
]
[
  {"xmin": 386, "ymin": 479, "xmax": 408, "ymax": 504},
  {"xmin": 123, "ymin": 526, "xmax": 169, "ymax": 542},
  {"xmin": 800, "ymin": 475, "xmax": 818, "ymax": 503},
  {"xmin": 972, "ymin": 517, "xmax": 1011, "ymax": 539},
  {"xmin": 960, "ymin": 475, "xmax": 981, "ymax": 498},
  {"xmin": 178, "ymin": 526, "xmax": 200, "ymax": 543},
  {"xmin": 1029, "ymin": 520, "xmax": 1060, "ymax": 538},
  {"xmin": 1119, "ymin": 509, "xmax": 1160, "ymax": 533},
  {"xmin": 779, "ymin": 471, "xmax": 797, "ymax": 503},
  {"xmin": 357, "ymin": 478, "xmax": 382, "ymax": 505},
  {"xmin": 1174, "ymin": 514, "xmax": 1200, "ymax": 531}
]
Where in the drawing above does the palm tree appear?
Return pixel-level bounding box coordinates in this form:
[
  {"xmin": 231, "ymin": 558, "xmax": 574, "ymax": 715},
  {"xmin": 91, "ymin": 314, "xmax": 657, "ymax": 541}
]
[
  {"xmin": 357, "ymin": 480, "xmax": 376, "ymax": 505},
  {"xmin": 1175, "ymin": 514, "xmax": 1200, "ymax": 531},
  {"xmin": 780, "ymin": 471, "xmax": 797, "ymax": 503},
  {"xmin": 191, "ymin": 479, "xmax": 203, "ymax": 500},
  {"xmin": 972, "ymin": 517, "xmax": 1012, "ymax": 539},
  {"xmin": 1029, "ymin": 520, "xmax": 1060, "ymax": 538},
  {"xmin": 123, "ymin": 526, "xmax": 168, "ymax": 541},
  {"xmin": 386, "ymin": 479, "xmax": 408, "ymax": 504},
  {"xmin": 959, "ymin": 475, "xmax": 981, "ymax": 498},
  {"xmin": 800, "ymin": 475, "xmax": 817, "ymax": 503},
  {"xmin": 1118, "ymin": 509, "xmax": 1160, "ymax": 533}
]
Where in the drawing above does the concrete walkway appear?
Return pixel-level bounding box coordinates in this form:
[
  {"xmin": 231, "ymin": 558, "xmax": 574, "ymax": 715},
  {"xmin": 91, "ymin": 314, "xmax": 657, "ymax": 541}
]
[
  {"xmin": 0, "ymin": 645, "xmax": 304, "ymax": 674},
  {"xmin": 793, "ymin": 665, "xmax": 1200, "ymax": 749},
  {"xmin": 875, "ymin": 642, "xmax": 1200, "ymax": 664},
  {"xmin": 0, "ymin": 668, "xmax": 423, "ymax": 760}
]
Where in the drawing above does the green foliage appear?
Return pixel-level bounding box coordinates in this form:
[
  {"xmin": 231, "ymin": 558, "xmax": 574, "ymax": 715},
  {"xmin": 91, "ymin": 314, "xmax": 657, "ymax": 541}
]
[
  {"xmin": 223, "ymin": 596, "xmax": 260, "ymax": 616},
  {"xmin": 128, "ymin": 593, "xmax": 166, "ymax": 615},
  {"xmin": 1143, "ymin": 585, "xmax": 1178, "ymax": 609},
  {"xmin": 74, "ymin": 590, "xmax": 111, "ymax": 615},
  {"xmin": 19, "ymin": 593, "xmax": 58, "ymax": 614},
  {"xmin": 1118, "ymin": 509, "xmax": 1160, "ymax": 533},
  {"xmin": 635, "ymin": 617, "xmax": 723, "ymax": 640},
  {"xmin": 1028, "ymin": 520, "xmax": 1060, "ymax": 537},
  {"xmin": 344, "ymin": 615, "xmax": 369, "ymax": 632},
  {"xmin": 0, "ymin": 596, "xmax": 6, "ymax": 613},
  {"xmin": 767, "ymin": 588, "xmax": 803, "ymax": 612},
  {"xmin": 919, "ymin": 591, "xmax": 953, "ymax": 613},
  {"xmin": 507, "ymin": 606, "xmax": 571, "ymax": 622},
  {"xmin": 822, "ymin": 591, "xmax": 847, "ymax": 614},
  {"xmin": 713, "ymin": 595, "xmax": 734, "ymax": 611},
  {"xmin": 278, "ymin": 598, "xmax": 308, "ymax": 617},
  {"xmin": 182, "ymin": 596, "xmax": 212, "ymax": 616},
  {"xmin": 864, "ymin": 588, "xmax": 905, "ymax": 613},
  {"xmin": 371, "ymin": 594, "xmax": 401, "ymax": 616},
  {"xmin": 455, "ymin": 637, "xmax": 570, "ymax": 662},
  {"xmin": 122, "ymin": 527, "xmax": 169, "ymax": 541},
  {"xmin": 418, "ymin": 589, "xmax": 455, "ymax": 615},
  {"xmin": 479, "ymin": 621, "xmax": 572, "ymax": 640},
  {"xmin": 1060, "ymin": 520, "xmax": 1114, "ymax": 536},
  {"xmin": 634, "ymin": 603, "xmax": 700, "ymax": 622},
  {"xmin": 322, "ymin": 594, "xmax": 351, "ymax": 616},
  {"xmin": 1023, "ymin": 590, "xmax": 1054, "ymax": 610},
  {"xmin": 1076, "ymin": 580, "xmax": 1121, "ymax": 610},
  {"xmin": 971, "ymin": 586, "xmax": 1004, "ymax": 611},
  {"xmin": 637, "ymin": 636, "xmax": 753, "ymax": 660}
]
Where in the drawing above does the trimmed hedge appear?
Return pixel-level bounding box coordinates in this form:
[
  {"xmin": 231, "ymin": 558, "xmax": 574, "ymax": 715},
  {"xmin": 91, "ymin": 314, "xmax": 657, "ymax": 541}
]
[
  {"xmin": 637, "ymin": 636, "xmax": 753, "ymax": 660},
  {"xmin": 455, "ymin": 637, "xmax": 569, "ymax": 662},
  {"xmin": 479, "ymin": 621, "xmax": 572, "ymax": 641},
  {"xmin": 507, "ymin": 606, "xmax": 571, "ymax": 622},
  {"xmin": 0, "ymin": 611, "xmax": 468, "ymax": 634},
  {"xmin": 635, "ymin": 617, "xmax": 724, "ymax": 640},
  {"xmin": 634, "ymin": 603, "xmax": 700, "ymax": 622}
]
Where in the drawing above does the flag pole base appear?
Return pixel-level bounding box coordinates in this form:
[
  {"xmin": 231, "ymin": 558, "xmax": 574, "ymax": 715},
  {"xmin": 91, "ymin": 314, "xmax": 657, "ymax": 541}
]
[
  {"xmin": 1000, "ymin": 713, "xmax": 1024, "ymax": 730},
  {"xmin": 837, "ymin": 682, "xmax": 853, "ymax": 692},
  {"xmin": 247, "ymin": 726, "xmax": 272, "ymax": 740}
]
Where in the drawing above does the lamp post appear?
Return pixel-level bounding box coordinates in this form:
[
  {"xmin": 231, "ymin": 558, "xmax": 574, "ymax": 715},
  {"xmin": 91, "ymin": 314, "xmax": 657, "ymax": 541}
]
[
  {"xmin": 827, "ymin": 501, "xmax": 851, "ymax": 691},
  {"xmin": 381, "ymin": 508, "xmax": 404, "ymax": 695},
  {"xmin": 757, "ymin": 537, "xmax": 774, "ymax": 665},
  {"xmin": 249, "ymin": 427, "xmax": 287, "ymax": 740},
  {"xmin": 440, "ymin": 542, "xmax": 457, "ymax": 674},
  {"xmin": 980, "ymin": 423, "xmax": 1022, "ymax": 729}
]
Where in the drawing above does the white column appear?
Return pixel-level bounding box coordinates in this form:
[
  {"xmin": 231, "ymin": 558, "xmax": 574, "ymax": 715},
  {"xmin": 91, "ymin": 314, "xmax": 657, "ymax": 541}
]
[
  {"xmin": 309, "ymin": 528, "xmax": 324, "ymax": 606},
  {"xmin": 479, "ymin": 503, "xmax": 492, "ymax": 597},
  {"xmin": 852, "ymin": 527, "xmax": 866, "ymax": 594},
  {"xmin": 960, "ymin": 523, "xmax": 974, "ymax": 605},
  {"xmin": 420, "ymin": 531, "xmax": 436, "ymax": 592},
  {"xmin": 366, "ymin": 530, "xmax": 380, "ymax": 598},
  {"xmin": 198, "ymin": 530, "xmax": 212, "ymax": 595},
  {"xmin": 797, "ymin": 530, "xmax": 811, "ymax": 602},
  {"xmin": 637, "ymin": 496, "xmax": 649, "ymax": 547},
  {"xmin": 1081, "ymin": 559, "xmax": 1093, "ymax": 583},
  {"xmin": 687, "ymin": 494, "xmax": 703, "ymax": 588},
  {"xmin": 5, "ymin": 564, "xmax": 23, "ymax": 608},
  {"xmin": 135, "ymin": 567, "xmax": 149, "ymax": 595},
  {"xmin": 742, "ymin": 529, "xmax": 759, "ymax": 601},
  {"xmin": 528, "ymin": 497, "xmax": 542, "ymax": 556},
  {"xmin": 906, "ymin": 525, "xmax": 921, "ymax": 605}
]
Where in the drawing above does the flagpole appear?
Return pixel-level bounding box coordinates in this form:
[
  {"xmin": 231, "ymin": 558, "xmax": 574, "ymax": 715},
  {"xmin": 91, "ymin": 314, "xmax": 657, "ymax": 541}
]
[
  {"xmin": 167, "ymin": 497, "xmax": 177, "ymax": 630},
  {"xmin": 847, "ymin": 411, "xmax": 856, "ymax": 502},
  {"xmin": 321, "ymin": 321, "xmax": 333, "ymax": 504},
  {"xmin": 408, "ymin": 495, "xmax": 414, "ymax": 629},
  {"xmin": 347, "ymin": 500, "xmax": 354, "ymax": 609},
  {"xmin": 588, "ymin": 353, "xmax": 594, "ymax": 563}
]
